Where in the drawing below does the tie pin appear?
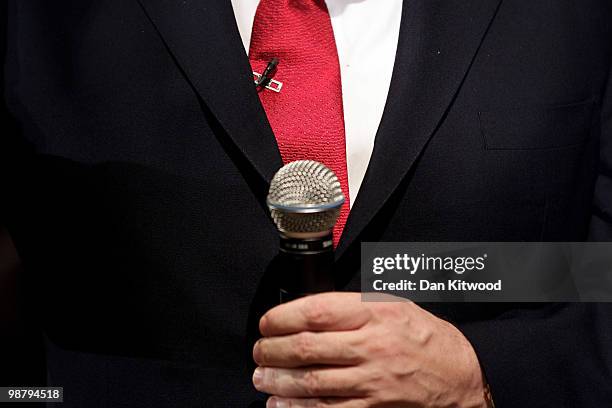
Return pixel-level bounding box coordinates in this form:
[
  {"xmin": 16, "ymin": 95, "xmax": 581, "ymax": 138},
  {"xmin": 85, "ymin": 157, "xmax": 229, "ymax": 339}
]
[{"xmin": 253, "ymin": 58, "xmax": 283, "ymax": 92}]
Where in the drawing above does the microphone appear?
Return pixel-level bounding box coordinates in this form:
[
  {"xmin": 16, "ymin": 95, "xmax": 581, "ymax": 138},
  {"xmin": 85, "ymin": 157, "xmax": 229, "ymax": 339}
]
[{"xmin": 267, "ymin": 160, "xmax": 345, "ymax": 303}]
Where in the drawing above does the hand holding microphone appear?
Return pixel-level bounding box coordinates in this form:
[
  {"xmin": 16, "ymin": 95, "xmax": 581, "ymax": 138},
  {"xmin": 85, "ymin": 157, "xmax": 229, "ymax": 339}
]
[{"xmin": 253, "ymin": 161, "xmax": 489, "ymax": 408}]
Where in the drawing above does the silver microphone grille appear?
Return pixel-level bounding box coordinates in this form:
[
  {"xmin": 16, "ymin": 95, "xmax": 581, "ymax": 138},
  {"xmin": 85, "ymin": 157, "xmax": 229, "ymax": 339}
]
[{"xmin": 267, "ymin": 160, "xmax": 345, "ymax": 237}]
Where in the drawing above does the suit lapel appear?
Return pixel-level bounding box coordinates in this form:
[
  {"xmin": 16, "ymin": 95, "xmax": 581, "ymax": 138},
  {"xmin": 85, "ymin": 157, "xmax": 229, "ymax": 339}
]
[
  {"xmin": 137, "ymin": 0, "xmax": 283, "ymax": 182},
  {"xmin": 137, "ymin": 0, "xmax": 502, "ymax": 261},
  {"xmin": 336, "ymin": 0, "xmax": 503, "ymax": 259}
]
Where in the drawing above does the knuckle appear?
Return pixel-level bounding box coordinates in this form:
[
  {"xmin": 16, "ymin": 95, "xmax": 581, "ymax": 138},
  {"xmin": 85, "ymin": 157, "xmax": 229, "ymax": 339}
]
[
  {"xmin": 363, "ymin": 332, "xmax": 391, "ymax": 356},
  {"xmin": 294, "ymin": 332, "xmax": 316, "ymax": 363},
  {"xmin": 304, "ymin": 298, "xmax": 333, "ymax": 328},
  {"xmin": 380, "ymin": 301, "xmax": 409, "ymax": 319},
  {"xmin": 414, "ymin": 323, "xmax": 434, "ymax": 346},
  {"xmin": 302, "ymin": 370, "xmax": 322, "ymax": 396},
  {"xmin": 369, "ymin": 366, "xmax": 390, "ymax": 386}
]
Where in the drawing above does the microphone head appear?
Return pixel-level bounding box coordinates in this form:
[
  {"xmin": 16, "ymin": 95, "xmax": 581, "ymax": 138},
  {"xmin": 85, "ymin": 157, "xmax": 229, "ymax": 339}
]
[{"xmin": 267, "ymin": 160, "xmax": 345, "ymax": 238}]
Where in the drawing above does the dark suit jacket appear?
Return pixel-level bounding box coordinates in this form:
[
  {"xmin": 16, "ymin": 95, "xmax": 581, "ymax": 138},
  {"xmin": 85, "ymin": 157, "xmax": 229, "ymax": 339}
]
[{"xmin": 2, "ymin": 1, "xmax": 612, "ymax": 407}]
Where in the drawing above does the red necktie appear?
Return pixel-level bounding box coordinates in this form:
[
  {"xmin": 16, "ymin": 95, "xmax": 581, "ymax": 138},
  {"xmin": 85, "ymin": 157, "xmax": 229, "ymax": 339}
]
[{"xmin": 249, "ymin": 0, "xmax": 350, "ymax": 247}]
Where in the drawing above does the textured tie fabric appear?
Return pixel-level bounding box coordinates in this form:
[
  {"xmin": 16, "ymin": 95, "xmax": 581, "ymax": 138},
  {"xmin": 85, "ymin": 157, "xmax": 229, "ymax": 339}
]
[{"xmin": 249, "ymin": 0, "xmax": 350, "ymax": 247}]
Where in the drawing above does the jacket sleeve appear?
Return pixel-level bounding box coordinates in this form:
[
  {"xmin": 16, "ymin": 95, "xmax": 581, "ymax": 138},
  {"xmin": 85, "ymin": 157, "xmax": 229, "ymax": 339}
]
[
  {"xmin": 1, "ymin": 0, "xmax": 35, "ymax": 226},
  {"xmin": 459, "ymin": 303, "xmax": 612, "ymax": 407}
]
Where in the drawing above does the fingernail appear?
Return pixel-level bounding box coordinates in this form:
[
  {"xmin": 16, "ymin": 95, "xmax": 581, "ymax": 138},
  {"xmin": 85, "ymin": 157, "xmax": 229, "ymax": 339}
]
[
  {"xmin": 267, "ymin": 397, "xmax": 286, "ymax": 408},
  {"xmin": 252, "ymin": 367, "xmax": 264, "ymax": 389}
]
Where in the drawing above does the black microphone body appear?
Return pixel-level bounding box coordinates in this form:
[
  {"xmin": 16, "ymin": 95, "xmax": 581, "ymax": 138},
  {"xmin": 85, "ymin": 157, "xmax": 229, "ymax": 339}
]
[{"xmin": 278, "ymin": 233, "xmax": 335, "ymax": 303}]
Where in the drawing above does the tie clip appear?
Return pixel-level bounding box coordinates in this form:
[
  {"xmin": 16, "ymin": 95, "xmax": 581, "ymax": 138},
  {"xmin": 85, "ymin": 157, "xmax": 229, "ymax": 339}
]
[{"xmin": 254, "ymin": 58, "xmax": 283, "ymax": 92}]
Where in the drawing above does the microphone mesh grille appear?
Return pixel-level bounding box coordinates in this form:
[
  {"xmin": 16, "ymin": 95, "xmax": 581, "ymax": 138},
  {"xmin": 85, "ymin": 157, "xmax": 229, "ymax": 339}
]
[{"xmin": 267, "ymin": 160, "xmax": 345, "ymax": 235}]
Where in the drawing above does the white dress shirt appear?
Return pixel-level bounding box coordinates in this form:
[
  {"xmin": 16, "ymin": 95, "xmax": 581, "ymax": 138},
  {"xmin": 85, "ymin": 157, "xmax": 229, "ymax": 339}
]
[{"xmin": 231, "ymin": 0, "xmax": 402, "ymax": 207}]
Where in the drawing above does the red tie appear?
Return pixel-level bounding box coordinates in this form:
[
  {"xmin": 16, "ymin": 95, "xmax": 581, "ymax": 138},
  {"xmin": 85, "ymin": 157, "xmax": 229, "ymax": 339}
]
[{"xmin": 249, "ymin": 0, "xmax": 350, "ymax": 247}]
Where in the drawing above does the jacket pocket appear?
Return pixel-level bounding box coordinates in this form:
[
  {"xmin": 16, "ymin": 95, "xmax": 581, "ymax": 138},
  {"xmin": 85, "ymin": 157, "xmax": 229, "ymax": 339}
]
[{"xmin": 478, "ymin": 99, "xmax": 594, "ymax": 150}]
